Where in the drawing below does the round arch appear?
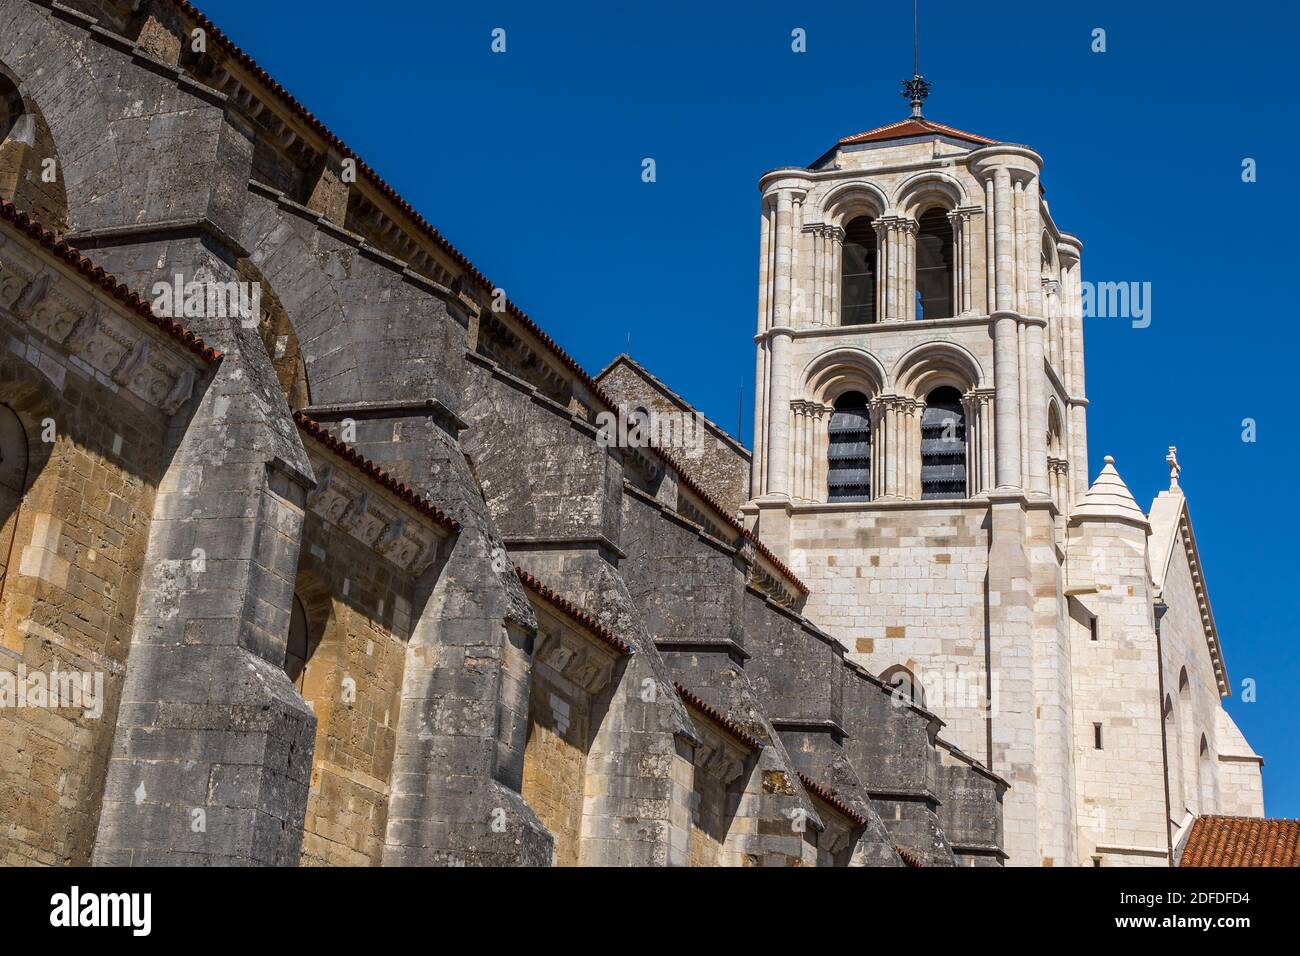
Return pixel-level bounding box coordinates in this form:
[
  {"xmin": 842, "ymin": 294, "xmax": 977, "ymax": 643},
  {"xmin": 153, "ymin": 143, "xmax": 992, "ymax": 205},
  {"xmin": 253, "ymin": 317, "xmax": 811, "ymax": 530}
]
[
  {"xmin": 821, "ymin": 180, "xmax": 889, "ymax": 227},
  {"xmin": 802, "ymin": 347, "xmax": 887, "ymax": 405},
  {"xmin": 894, "ymin": 171, "xmax": 967, "ymax": 219},
  {"xmin": 891, "ymin": 340, "xmax": 984, "ymax": 399},
  {"xmin": 880, "ymin": 664, "xmax": 926, "ymax": 708}
]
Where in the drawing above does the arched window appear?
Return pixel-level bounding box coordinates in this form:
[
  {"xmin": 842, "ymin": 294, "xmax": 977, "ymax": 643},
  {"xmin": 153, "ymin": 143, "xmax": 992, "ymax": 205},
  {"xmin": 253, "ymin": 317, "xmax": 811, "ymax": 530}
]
[
  {"xmin": 284, "ymin": 595, "xmax": 316, "ymax": 692},
  {"xmin": 827, "ymin": 391, "xmax": 871, "ymax": 502},
  {"xmin": 0, "ymin": 403, "xmax": 29, "ymax": 607},
  {"xmin": 880, "ymin": 664, "xmax": 925, "ymax": 708},
  {"xmin": 915, "ymin": 208, "xmax": 954, "ymax": 320},
  {"xmin": 920, "ymin": 386, "xmax": 966, "ymax": 499},
  {"xmin": 841, "ymin": 217, "xmax": 878, "ymax": 326}
]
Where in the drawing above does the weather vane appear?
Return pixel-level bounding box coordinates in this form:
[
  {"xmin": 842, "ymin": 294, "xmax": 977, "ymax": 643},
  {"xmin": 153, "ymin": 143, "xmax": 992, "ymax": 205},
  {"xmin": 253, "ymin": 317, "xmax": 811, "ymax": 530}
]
[{"xmin": 901, "ymin": 0, "xmax": 931, "ymax": 118}]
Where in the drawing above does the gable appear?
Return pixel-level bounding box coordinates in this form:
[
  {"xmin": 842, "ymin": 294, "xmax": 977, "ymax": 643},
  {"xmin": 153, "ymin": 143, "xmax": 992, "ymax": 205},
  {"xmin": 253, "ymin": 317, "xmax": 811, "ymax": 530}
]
[{"xmin": 1152, "ymin": 495, "xmax": 1229, "ymax": 697}]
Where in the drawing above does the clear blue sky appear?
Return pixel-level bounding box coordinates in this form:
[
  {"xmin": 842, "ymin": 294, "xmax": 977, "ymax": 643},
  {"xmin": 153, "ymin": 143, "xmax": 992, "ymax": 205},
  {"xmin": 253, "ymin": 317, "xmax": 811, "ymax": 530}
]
[{"xmin": 199, "ymin": 0, "xmax": 1299, "ymax": 816}]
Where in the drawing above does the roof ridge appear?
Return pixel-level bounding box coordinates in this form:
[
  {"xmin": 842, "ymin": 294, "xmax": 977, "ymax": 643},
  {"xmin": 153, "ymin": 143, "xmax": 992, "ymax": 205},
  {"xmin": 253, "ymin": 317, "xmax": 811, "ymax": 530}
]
[{"xmin": 838, "ymin": 117, "xmax": 999, "ymax": 147}]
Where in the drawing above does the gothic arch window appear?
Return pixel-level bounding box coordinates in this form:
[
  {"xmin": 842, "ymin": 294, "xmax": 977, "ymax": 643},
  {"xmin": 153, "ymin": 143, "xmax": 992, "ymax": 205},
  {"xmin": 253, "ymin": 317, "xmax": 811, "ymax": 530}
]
[
  {"xmin": 827, "ymin": 391, "xmax": 871, "ymax": 502},
  {"xmin": 880, "ymin": 665, "xmax": 925, "ymax": 708},
  {"xmin": 841, "ymin": 216, "xmax": 878, "ymax": 326},
  {"xmin": 1042, "ymin": 234, "xmax": 1065, "ymax": 368},
  {"xmin": 920, "ymin": 386, "xmax": 966, "ymax": 499},
  {"xmin": 284, "ymin": 594, "xmax": 318, "ymax": 692},
  {"xmin": 915, "ymin": 208, "xmax": 954, "ymax": 320},
  {"xmin": 0, "ymin": 403, "xmax": 29, "ymax": 608}
]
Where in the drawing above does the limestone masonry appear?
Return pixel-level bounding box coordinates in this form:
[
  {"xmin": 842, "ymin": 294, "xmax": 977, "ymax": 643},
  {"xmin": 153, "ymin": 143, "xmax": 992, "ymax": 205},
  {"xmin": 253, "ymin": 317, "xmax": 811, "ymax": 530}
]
[{"xmin": 0, "ymin": 0, "xmax": 1263, "ymax": 867}]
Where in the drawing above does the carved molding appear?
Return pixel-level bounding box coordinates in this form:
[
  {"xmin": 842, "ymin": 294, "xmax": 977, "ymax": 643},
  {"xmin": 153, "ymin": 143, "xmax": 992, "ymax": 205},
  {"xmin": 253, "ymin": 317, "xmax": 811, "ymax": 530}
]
[
  {"xmin": 0, "ymin": 238, "xmax": 201, "ymax": 413},
  {"xmin": 303, "ymin": 447, "xmax": 446, "ymax": 576},
  {"xmin": 533, "ymin": 623, "xmax": 617, "ymax": 696}
]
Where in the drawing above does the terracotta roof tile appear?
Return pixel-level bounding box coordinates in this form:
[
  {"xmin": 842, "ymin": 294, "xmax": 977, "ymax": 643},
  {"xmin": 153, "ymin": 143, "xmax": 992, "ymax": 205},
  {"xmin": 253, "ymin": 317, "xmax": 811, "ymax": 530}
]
[
  {"xmin": 1180, "ymin": 816, "xmax": 1300, "ymax": 867},
  {"xmin": 293, "ymin": 412, "xmax": 460, "ymax": 534},
  {"xmin": 838, "ymin": 117, "xmax": 999, "ymax": 147},
  {"xmin": 895, "ymin": 845, "xmax": 925, "ymax": 868},
  {"xmin": 672, "ymin": 682, "xmax": 764, "ymax": 752},
  {"xmin": 795, "ymin": 771, "xmax": 868, "ymax": 828},
  {"xmin": 0, "ymin": 199, "xmax": 221, "ymax": 364},
  {"xmin": 514, "ymin": 567, "xmax": 633, "ymax": 656}
]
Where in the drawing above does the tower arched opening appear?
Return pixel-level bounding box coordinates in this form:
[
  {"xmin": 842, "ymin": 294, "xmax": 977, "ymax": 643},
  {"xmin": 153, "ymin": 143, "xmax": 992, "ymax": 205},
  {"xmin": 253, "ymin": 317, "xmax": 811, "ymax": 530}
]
[
  {"xmin": 920, "ymin": 386, "xmax": 966, "ymax": 499},
  {"xmin": 915, "ymin": 207, "xmax": 954, "ymax": 320},
  {"xmin": 827, "ymin": 390, "xmax": 872, "ymax": 503},
  {"xmin": 841, "ymin": 216, "xmax": 878, "ymax": 326}
]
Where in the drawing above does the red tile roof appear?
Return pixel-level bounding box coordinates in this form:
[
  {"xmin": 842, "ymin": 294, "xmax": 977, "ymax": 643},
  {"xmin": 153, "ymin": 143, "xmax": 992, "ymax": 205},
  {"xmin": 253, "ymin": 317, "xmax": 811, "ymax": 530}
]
[
  {"xmin": 167, "ymin": 1, "xmax": 807, "ymax": 601},
  {"xmin": 795, "ymin": 771, "xmax": 868, "ymax": 828},
  {"xmin": 0, "ymin": 199, "xmax": 221, "ymax": 364},
  {"xmin": 514, "ymin": 567, "xmax": 634, "ymax": 656},
  {"xmin": 896, "ymin": 845, "xmax": 925, "ymax": 868},
  {"xmin": 1180, "ymin": 816, "xmax": 1300, "ymax": 867},
  {"xmin": 293, "ymin": 412, "xmax": 460, "ymax": 534},
  {"xmin": 838, "ymin": 118, "xmax": 998, "ymax": 147},
  {"xmin": 672, "ymin": 682, "xmax": 764, "ymax": 752}
]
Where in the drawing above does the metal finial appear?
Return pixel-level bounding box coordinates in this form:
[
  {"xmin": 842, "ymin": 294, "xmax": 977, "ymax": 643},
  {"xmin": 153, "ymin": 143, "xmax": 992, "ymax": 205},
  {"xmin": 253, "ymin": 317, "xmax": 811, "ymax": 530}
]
[
  {"xmin": 902, "ymin": 0, "xmax": 930, "ymax": 118},
  {"xmin": 902, "ymin": 74, "xmax": 931, "ymax": 118}
]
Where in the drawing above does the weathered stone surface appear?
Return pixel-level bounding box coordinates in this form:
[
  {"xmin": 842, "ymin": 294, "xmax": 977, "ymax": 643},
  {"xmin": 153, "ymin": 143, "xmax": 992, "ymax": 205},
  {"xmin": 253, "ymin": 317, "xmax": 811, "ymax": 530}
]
[{"xmin": 0, "ymin": 0, "xmax": 1049, "ymax": 870}]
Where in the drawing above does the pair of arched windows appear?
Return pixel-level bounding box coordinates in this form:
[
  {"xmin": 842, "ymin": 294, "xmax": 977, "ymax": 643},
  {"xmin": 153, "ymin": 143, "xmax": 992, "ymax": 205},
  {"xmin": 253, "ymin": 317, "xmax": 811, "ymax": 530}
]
[
  {"xmin": 825, "ymin": 387, "xmax": 967, "ymax": 502},
  {"xmin": 840, "ymin": 210, "xmax": 955, "ymax": 326}
]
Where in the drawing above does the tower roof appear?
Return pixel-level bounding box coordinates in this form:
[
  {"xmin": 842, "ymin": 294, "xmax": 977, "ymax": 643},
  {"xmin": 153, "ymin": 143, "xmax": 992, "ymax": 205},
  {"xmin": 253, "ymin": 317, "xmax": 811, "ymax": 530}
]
[
  {"xmin": 1072, "ymin": 455, "xmax": 1150, "ymax": 529},
  {"xmin": 838, "ymin": 117, "xmax": 999, "ymax": 147}
]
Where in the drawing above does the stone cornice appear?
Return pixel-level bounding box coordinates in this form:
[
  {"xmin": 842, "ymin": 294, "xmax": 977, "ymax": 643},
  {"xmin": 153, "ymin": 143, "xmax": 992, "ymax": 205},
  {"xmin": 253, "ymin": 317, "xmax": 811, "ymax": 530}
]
[
  {"xmin": 755, "ymin": 313, "xmax": 993, "ymax": 344},
  {"xmin": 294, "ymin": 415, "xmax": 458, "ymax": 576},
  {"xmin": 64, "ymin": 216, "xmax": 250, "ymax": 260},
  {"xmin": 0, "ymin": 224, "xmax": 215, "ymax": 415}
]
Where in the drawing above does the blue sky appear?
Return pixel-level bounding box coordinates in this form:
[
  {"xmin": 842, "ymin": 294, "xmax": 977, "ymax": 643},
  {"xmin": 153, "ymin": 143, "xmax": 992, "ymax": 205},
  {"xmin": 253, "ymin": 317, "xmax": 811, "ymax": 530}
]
[{"xmin": 199, "ymin": 0, "xmax": 1299, "ymax": 816}]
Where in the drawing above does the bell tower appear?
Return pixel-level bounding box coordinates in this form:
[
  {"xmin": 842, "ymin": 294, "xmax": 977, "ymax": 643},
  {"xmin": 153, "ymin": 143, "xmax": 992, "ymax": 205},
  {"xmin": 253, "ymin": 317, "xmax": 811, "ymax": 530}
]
[{"xmin": 742, "ymin": 72, "xmax": 1090, "ymax": 865}]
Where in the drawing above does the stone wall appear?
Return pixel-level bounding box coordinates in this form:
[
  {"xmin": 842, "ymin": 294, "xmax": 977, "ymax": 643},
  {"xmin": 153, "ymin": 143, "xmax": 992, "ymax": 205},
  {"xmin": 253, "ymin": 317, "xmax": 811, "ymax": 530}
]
[
  {"xmin": 295, "ymin": 516, "xmax": 412, "ymax": 867},
  {"xmin": 0, "ymin": 0, "xmax": 1010, "ymax": 869},
  {"xmin": 0, "ymin": 336, "xmax": 169, "ymax": 865},
  {"xmin": 792, "ymin": 502, "xmax": 990, "ymax": 761},
  {"xmin": 596, "ymin": 356, "xmax": 752, "ymax": 516}
]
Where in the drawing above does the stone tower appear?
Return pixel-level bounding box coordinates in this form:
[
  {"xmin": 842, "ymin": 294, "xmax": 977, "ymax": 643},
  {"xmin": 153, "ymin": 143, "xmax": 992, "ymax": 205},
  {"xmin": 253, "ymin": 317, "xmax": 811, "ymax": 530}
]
[
  {"xmin": 742, "ymin": 108, "xmax": 1093, "ymax": 867},
  {"xmin": 743, "ymin": 96, "xmax": 1265, "ymax": 866}
]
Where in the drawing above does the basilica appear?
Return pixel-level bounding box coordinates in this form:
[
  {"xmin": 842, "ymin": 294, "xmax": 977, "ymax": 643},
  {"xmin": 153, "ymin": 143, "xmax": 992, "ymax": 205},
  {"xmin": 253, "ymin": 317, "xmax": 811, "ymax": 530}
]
[{"xmin": 0, "ymin": 0, "xmax": 1263, "ymax": 867}]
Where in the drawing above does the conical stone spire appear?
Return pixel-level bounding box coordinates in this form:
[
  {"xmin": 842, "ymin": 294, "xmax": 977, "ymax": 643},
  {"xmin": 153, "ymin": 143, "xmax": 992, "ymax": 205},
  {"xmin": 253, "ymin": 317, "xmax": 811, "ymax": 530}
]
[{"xmin": 1072, "ymin": 455, "xmax": 1150, "ymax": 528}]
